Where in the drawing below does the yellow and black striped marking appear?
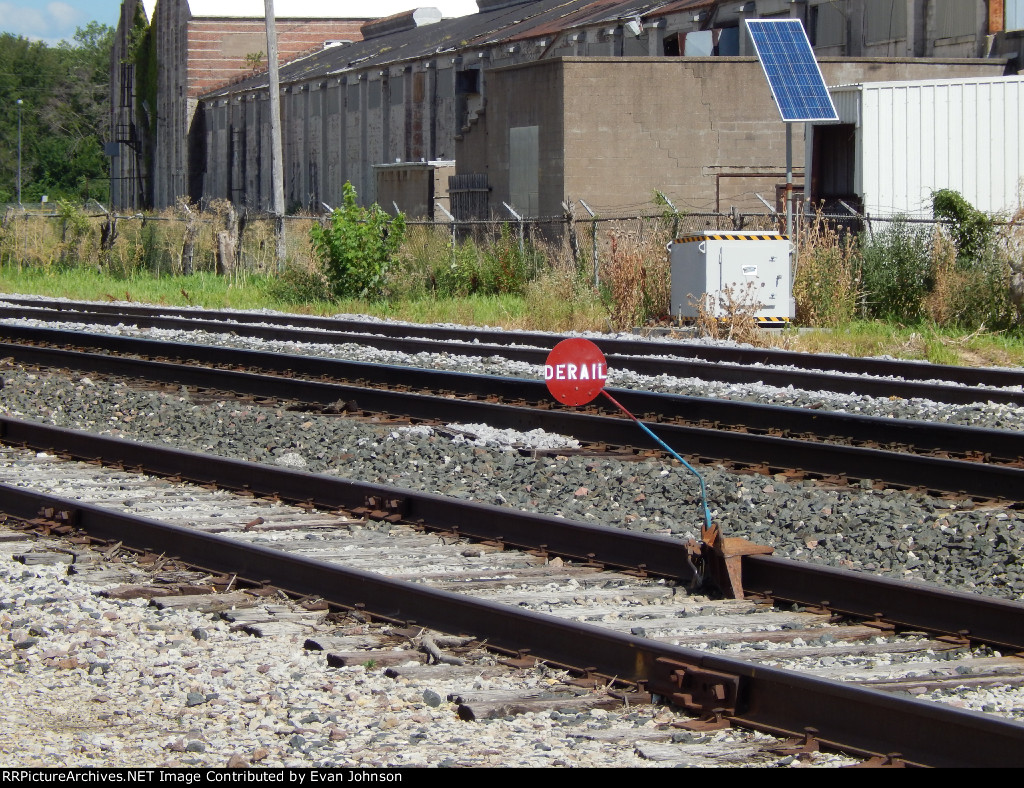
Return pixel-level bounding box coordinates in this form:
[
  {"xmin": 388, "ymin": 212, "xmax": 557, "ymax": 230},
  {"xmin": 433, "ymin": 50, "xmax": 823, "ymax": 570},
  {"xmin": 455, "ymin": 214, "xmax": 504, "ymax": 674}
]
[
  {"xmin": 675, "ymin": 233, "xmax": 788, "ymax": 243},
  {"xmin": 676, "ymin": 316, "xmax": 791, "ymax": 327}
]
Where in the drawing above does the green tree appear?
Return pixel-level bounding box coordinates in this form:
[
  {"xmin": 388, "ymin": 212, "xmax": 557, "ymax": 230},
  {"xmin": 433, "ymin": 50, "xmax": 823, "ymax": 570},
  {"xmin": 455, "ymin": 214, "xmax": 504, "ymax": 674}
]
[
  {"xmin": 0, "ymin": 23, "xmax": 113, "ymax": 204},
  {"xmin": 310, "ymin": 182, "xmax": 406, "ymax": 300}
]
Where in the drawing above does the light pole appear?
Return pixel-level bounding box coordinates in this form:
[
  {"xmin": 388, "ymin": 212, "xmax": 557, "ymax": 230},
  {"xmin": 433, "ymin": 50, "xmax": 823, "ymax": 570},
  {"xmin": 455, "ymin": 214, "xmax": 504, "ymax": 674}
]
[{"xmin": 16, "ymin": 99, "xmax": 22, "ymax": 206}]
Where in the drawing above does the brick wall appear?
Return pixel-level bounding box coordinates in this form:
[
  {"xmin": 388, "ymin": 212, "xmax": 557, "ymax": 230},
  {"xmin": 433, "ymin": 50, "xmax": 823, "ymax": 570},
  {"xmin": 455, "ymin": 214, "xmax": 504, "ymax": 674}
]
[{"xmin": 187, "ymin": 20, "xmax": 364, "ymax": 97}]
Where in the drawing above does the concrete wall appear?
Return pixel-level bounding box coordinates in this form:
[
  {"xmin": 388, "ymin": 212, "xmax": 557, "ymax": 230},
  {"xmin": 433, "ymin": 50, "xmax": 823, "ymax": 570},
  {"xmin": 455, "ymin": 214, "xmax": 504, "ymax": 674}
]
[
  {"xmin": 374, "ymin": 162, "xmax": 454, "ymax": 218},
  {"xmin": 143, "ymin": 0, "xmax": 366, "ymax": 209},
  {"xmin": 202, "ymin": 56, "xmax": 466, "ymax": 213},
  {"xmin": 461, "ymin": 56, "xmax": 1009, "ymax": 219}
]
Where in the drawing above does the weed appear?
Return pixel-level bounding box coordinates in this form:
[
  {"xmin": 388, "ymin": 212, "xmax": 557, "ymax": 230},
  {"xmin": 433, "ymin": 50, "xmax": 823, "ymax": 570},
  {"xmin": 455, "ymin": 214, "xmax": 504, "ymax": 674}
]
[
  {"xmin": 603, "ymin": 228, "xmax": 670, "ymax": 330},
  {"xmin": 859, "ymin": 219, "xmax": 933, "ymax": 322},
  {"xmin": 692, "ymin": 282, "xmax": 762, "ymax": 345},
  {"xmin": 310, "ymin": 182, "xmax": 406, "ymax": 301},
  {"xmin": 794, "ymin": 211, "xmax": 859, "ymax": 327}
]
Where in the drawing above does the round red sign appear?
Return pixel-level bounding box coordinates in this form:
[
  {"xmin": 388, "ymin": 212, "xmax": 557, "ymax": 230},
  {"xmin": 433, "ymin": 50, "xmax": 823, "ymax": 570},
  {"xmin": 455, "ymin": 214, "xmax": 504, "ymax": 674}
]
[{"xmin": 544, "ymin": 338, "xmax": 608, "ymax": 406}]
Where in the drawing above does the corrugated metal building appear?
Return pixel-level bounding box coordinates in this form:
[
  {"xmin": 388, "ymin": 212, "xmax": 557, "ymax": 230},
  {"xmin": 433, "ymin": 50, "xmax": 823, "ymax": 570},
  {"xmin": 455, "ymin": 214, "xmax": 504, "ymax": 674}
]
[
  {"xmin": 195, "ymin": 0, "xmax": 1017, "ymax": 219},
  {"xmin": 808, "ymin": 75, "xmax": 1024, "ymax": 217}
]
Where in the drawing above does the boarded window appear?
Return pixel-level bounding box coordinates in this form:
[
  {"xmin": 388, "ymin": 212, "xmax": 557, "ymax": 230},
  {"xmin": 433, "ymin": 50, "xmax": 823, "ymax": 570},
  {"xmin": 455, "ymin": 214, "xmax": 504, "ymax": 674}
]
[
  {"xmin": 811, "ymin": 2, "xmax": 845, "ymax": 48},
  {"xmin": 509, "ymin": 126, "xmax": 539, "ymax": 218},
  {"xmin": 864, "ymin": 0, "xmax": 907, "ymax": 42},
  {"xmin": 935, "ymin": 0, "xmax": 976, "ymax": 38},
  {"xmin": 1008, "ymin": 0, "xmax": 1024, "ymax": 32}
]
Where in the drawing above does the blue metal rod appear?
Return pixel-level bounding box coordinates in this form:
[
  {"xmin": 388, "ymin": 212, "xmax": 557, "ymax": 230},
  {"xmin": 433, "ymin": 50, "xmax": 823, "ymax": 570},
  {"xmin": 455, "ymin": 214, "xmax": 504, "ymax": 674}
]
[{"xmin": 600, "ymin": 390, "xmax": 713, "ymax": 532}]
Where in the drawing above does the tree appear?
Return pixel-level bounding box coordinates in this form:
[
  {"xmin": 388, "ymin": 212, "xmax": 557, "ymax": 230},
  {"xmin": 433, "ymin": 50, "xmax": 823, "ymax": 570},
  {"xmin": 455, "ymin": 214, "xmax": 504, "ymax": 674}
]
[{"xmin": 0, "ymin": 23, "xmax": 114, "ymax": 203}]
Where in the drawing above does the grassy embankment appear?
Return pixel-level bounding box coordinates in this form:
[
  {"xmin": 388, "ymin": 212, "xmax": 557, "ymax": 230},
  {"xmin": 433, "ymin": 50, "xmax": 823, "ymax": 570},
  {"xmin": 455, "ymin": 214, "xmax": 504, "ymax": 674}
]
[{"xmin": 2, "ymin": 263, "xmax": 1023, "ymax": 369}]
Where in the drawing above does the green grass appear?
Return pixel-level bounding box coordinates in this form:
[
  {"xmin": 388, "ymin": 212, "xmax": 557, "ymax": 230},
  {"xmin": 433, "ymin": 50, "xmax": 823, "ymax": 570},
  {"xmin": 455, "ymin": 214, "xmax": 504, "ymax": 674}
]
[
  {"xmin": 779, "ymin": 321, "xmax": 1024, "ymax": 368},
  {"xmin": 2, "ymin": 264, "xmax": 1022, "ymax": 368}
]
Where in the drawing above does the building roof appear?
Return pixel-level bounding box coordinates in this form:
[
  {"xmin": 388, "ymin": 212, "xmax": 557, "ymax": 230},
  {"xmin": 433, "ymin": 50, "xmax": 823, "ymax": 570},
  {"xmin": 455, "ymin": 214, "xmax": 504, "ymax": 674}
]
[
  {"xmin": 202, "ymin": 0, "xmax": 679, "ymax": 97},
  {"xmin": 184, "ymin": 0, "xmax": 479, "ymax": 19}
]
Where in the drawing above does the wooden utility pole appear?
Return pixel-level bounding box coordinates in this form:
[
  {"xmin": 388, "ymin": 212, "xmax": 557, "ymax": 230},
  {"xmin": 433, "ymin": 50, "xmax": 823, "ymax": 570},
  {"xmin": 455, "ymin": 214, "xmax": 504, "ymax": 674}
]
[{"xmin": 265, "ymin": 0, "xmax": 286, "ymax": 267}]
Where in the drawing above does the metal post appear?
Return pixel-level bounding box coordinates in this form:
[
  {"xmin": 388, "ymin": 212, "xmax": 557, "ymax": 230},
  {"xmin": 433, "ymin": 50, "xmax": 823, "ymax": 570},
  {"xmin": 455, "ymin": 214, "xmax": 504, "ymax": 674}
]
[
  {"xmin": 16, "ymin": 99, "xmax": 22, "ymax": 206},
  {"xmin": 264, "ymin": 0, "xmax": 286, "ymax": 268},
  {"xmin": 435, "ymin": 201, "xmax": 456, "ymax": 264},
  {"xmin": 579, "ymin": 199, "xmax": 598, "ymax": 288},
  {"xmin": 785, "ymin": 122, "xmax": 793, "ymax": 239},
  {"xmin": 502, "ymin": 201, "xmax": 524, "ymax": 259}
]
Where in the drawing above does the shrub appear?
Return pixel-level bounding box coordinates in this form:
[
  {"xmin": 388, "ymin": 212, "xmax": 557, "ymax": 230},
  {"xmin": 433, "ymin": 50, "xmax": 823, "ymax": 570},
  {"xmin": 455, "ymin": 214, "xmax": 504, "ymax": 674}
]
[
  {"xmin": 932, "ymin": 189, "xmax": 994, "ymax": 264},
  {"xmin": 264, "ymin": 264, "xmax": 333, "ymax": 304},
  {"xmin": 478, "ymin": 223, "xmax": 545, "ymax": 295},
  {"xmin": 860, "ymin": 219, "xmax": 932, "ymax": 322},
  {"xmin": 310, "ymin": 182, "xmax": 405, "ymax": 300}
]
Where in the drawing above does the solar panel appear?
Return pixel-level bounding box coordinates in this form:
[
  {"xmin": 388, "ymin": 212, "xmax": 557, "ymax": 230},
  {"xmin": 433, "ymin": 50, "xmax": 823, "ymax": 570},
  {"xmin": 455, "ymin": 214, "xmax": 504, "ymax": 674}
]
[{"xmin": 745, "ymin": 18, "xmax": 838, "ymax": 123}]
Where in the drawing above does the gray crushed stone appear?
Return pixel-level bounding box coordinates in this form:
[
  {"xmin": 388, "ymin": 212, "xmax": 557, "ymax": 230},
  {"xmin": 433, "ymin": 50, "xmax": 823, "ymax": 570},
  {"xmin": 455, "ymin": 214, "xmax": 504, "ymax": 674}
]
[{"xmin": 1, "ymin": 366, "xmax": 1022, "ymax": 601}]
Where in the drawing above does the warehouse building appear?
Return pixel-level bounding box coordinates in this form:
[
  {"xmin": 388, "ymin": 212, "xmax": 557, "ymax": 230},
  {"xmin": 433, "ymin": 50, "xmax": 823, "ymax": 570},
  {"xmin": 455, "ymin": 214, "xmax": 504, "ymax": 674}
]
[{"xmin": 113, "ymin": 0, "xmax": 1024, "ymax": 214}]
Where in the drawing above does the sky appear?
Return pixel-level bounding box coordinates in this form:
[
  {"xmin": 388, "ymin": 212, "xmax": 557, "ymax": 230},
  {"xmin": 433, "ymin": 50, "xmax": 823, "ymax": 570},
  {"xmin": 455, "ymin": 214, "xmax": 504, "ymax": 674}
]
[
  {"xmin": 0, "ymin": 1, "xmax": 483, "ymax": 45},
  {"xmin": 0, "ymin": 1, "xmax": 123, "ymax": 44}
]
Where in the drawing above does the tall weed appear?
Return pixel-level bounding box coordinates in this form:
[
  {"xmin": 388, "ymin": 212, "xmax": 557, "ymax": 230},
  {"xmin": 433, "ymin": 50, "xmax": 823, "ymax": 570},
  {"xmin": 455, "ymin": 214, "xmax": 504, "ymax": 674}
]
[
  {"xmin": 603, "ymin": 228, "xmax": 670, "ymax": 330},
  {"xmin": 794, "ymin": 212, "xmax": 859, "ymax": 327},
  {"xmin": 860, "ymin": 219, "xmax": 932, "ymax": 322}
]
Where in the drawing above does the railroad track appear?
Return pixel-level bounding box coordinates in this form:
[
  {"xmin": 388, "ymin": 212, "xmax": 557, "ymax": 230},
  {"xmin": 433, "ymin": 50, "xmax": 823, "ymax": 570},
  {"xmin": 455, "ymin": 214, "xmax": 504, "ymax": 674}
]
[
  {"xmin": 2, "ymin": 326, "xmax": 1023, "ymax": 502},
  {"xmin": 3, "ymin": 297, "xmax": 1024, "ymax": 405},
  {"xmin": 2, "ymin": 417, "xmax": 1024, "ymax": 767}
]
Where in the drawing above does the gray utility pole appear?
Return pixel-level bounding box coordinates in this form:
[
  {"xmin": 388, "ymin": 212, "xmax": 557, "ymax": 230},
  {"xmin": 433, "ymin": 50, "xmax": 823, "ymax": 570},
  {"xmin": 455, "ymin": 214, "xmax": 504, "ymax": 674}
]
[
  {"xmin": 16, "ymin": 99, "xmax": 22, "ymax": 206},
  {"xmin": 264, "ymin": 0, "xmax": 286, "ymax": 266}
]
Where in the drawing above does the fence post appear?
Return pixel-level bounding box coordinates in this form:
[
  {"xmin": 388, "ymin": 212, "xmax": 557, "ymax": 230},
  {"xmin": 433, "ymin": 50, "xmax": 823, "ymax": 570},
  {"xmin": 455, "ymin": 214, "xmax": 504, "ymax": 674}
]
[
  {"xmin": 435, "ymin": 201, "xmax": 456, "ymax": 265},
  {"xmin": 579, "ymin": 199, "xmax": 598, "ymax": 288},
  {"xmin": 562, "ymin": 198, "xmax": 581, "ymax": 269},
  {"xmin": 502, "ymin": 201, "xmax": 525, "ymax": 259}
]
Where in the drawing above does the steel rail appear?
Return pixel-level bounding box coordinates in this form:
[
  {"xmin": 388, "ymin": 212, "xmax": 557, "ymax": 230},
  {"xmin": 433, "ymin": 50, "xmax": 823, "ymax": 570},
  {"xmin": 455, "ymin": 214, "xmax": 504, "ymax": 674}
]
[
  {"xmin": 2, "ymin": 335, "xmax": 1024, "ymax": 501},
  {"xmin": 0, "ymin": 415, "xmax": 701, "ymax": 583},
  {"xmin": 3, "ymin": 415, "xmax": 1024, "ymax": 653},
  {"xmin": 4, "ymin": 325, "xmax": 1023, "ymax": 463},
  {"xmin": 741, "ymin": 555, "xmax": 1024, "ymax": 654},
  {"xmin": 5, "ymin": 295, "xmax": 1024, "ymax": 391},
  {"xmin": 3, "ymin": 477, "xmax": 1024, "ymax": 767},
  {"xmin": 2, "ymin": 304, "xmax": 1021, "ymax": 406}
]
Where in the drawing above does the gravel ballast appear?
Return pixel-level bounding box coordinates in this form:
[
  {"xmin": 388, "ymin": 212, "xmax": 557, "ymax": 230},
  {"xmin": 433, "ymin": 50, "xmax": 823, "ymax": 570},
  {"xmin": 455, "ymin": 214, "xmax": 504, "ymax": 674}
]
[{"xmin": 2, "ymin": 302, "xmax": 1024, "ymax": 767}]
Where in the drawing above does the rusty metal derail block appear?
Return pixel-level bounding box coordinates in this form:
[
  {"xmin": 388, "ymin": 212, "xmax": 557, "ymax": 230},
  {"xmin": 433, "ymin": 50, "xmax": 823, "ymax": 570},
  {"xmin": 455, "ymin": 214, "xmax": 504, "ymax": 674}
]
[
  {"xmin": 690, "ymin": 521, "xmax": 774, "ymax": 599},
  {"xmin": 656, "ymin": 657, "xmax": 740, "ymax": 716}
]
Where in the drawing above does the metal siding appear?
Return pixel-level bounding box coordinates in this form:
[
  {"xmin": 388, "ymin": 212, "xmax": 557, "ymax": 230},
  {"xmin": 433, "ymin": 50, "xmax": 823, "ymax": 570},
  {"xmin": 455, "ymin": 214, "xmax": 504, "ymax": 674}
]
[
  {"xmin": 1009, "ymin": 0, "xmax": 1024, "ymax": 31},
  {"xmin": 935, "ymin": 0, "xmax": 977, "ymax": 38},
  {"xmin": 853, "ymin": 78, "xmax": 1024, "ymax": 217}
]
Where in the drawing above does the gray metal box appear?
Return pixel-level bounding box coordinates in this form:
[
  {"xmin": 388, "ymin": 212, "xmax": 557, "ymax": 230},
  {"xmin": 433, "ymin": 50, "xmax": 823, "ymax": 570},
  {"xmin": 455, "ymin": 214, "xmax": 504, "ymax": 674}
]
[{"xmin": 669, "ymin": 231, "xmax": 793, "ymax": 320}]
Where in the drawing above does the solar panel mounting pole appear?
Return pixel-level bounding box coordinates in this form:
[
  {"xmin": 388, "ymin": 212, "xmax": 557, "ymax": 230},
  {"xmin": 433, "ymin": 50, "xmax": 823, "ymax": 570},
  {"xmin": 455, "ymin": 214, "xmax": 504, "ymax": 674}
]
[{"xmin": 785, "ymin": 122, "xmax": 793, "ymax": 238}]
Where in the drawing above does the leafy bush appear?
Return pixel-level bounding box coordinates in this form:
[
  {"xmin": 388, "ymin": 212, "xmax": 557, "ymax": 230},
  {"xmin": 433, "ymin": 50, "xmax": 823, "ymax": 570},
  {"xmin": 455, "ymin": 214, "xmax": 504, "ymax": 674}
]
[
  {"xmin": 860, "ymin": 220, "xmax": 932, "ymax": 321},
  {"xmin": 932, "ymin": 189, "xmax": 994, "ymax": 264},
  {"xmin": 310, "ymin": 182, "xmax": 405, "ymax": 300}
]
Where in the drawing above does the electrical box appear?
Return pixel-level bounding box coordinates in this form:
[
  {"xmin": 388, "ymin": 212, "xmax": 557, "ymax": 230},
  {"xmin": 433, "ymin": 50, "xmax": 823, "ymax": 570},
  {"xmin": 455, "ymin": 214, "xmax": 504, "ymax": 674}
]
[{"xmin": 669, "ymin": 231, "xmax": 793, "ymax": 322}]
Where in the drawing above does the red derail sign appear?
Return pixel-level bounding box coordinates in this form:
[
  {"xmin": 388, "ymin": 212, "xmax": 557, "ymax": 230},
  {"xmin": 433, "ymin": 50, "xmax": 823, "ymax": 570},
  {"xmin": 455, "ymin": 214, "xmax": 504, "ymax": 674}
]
[{"xmin": 544, "ymin": 338, "xmax": 608, "ymax": 406}]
